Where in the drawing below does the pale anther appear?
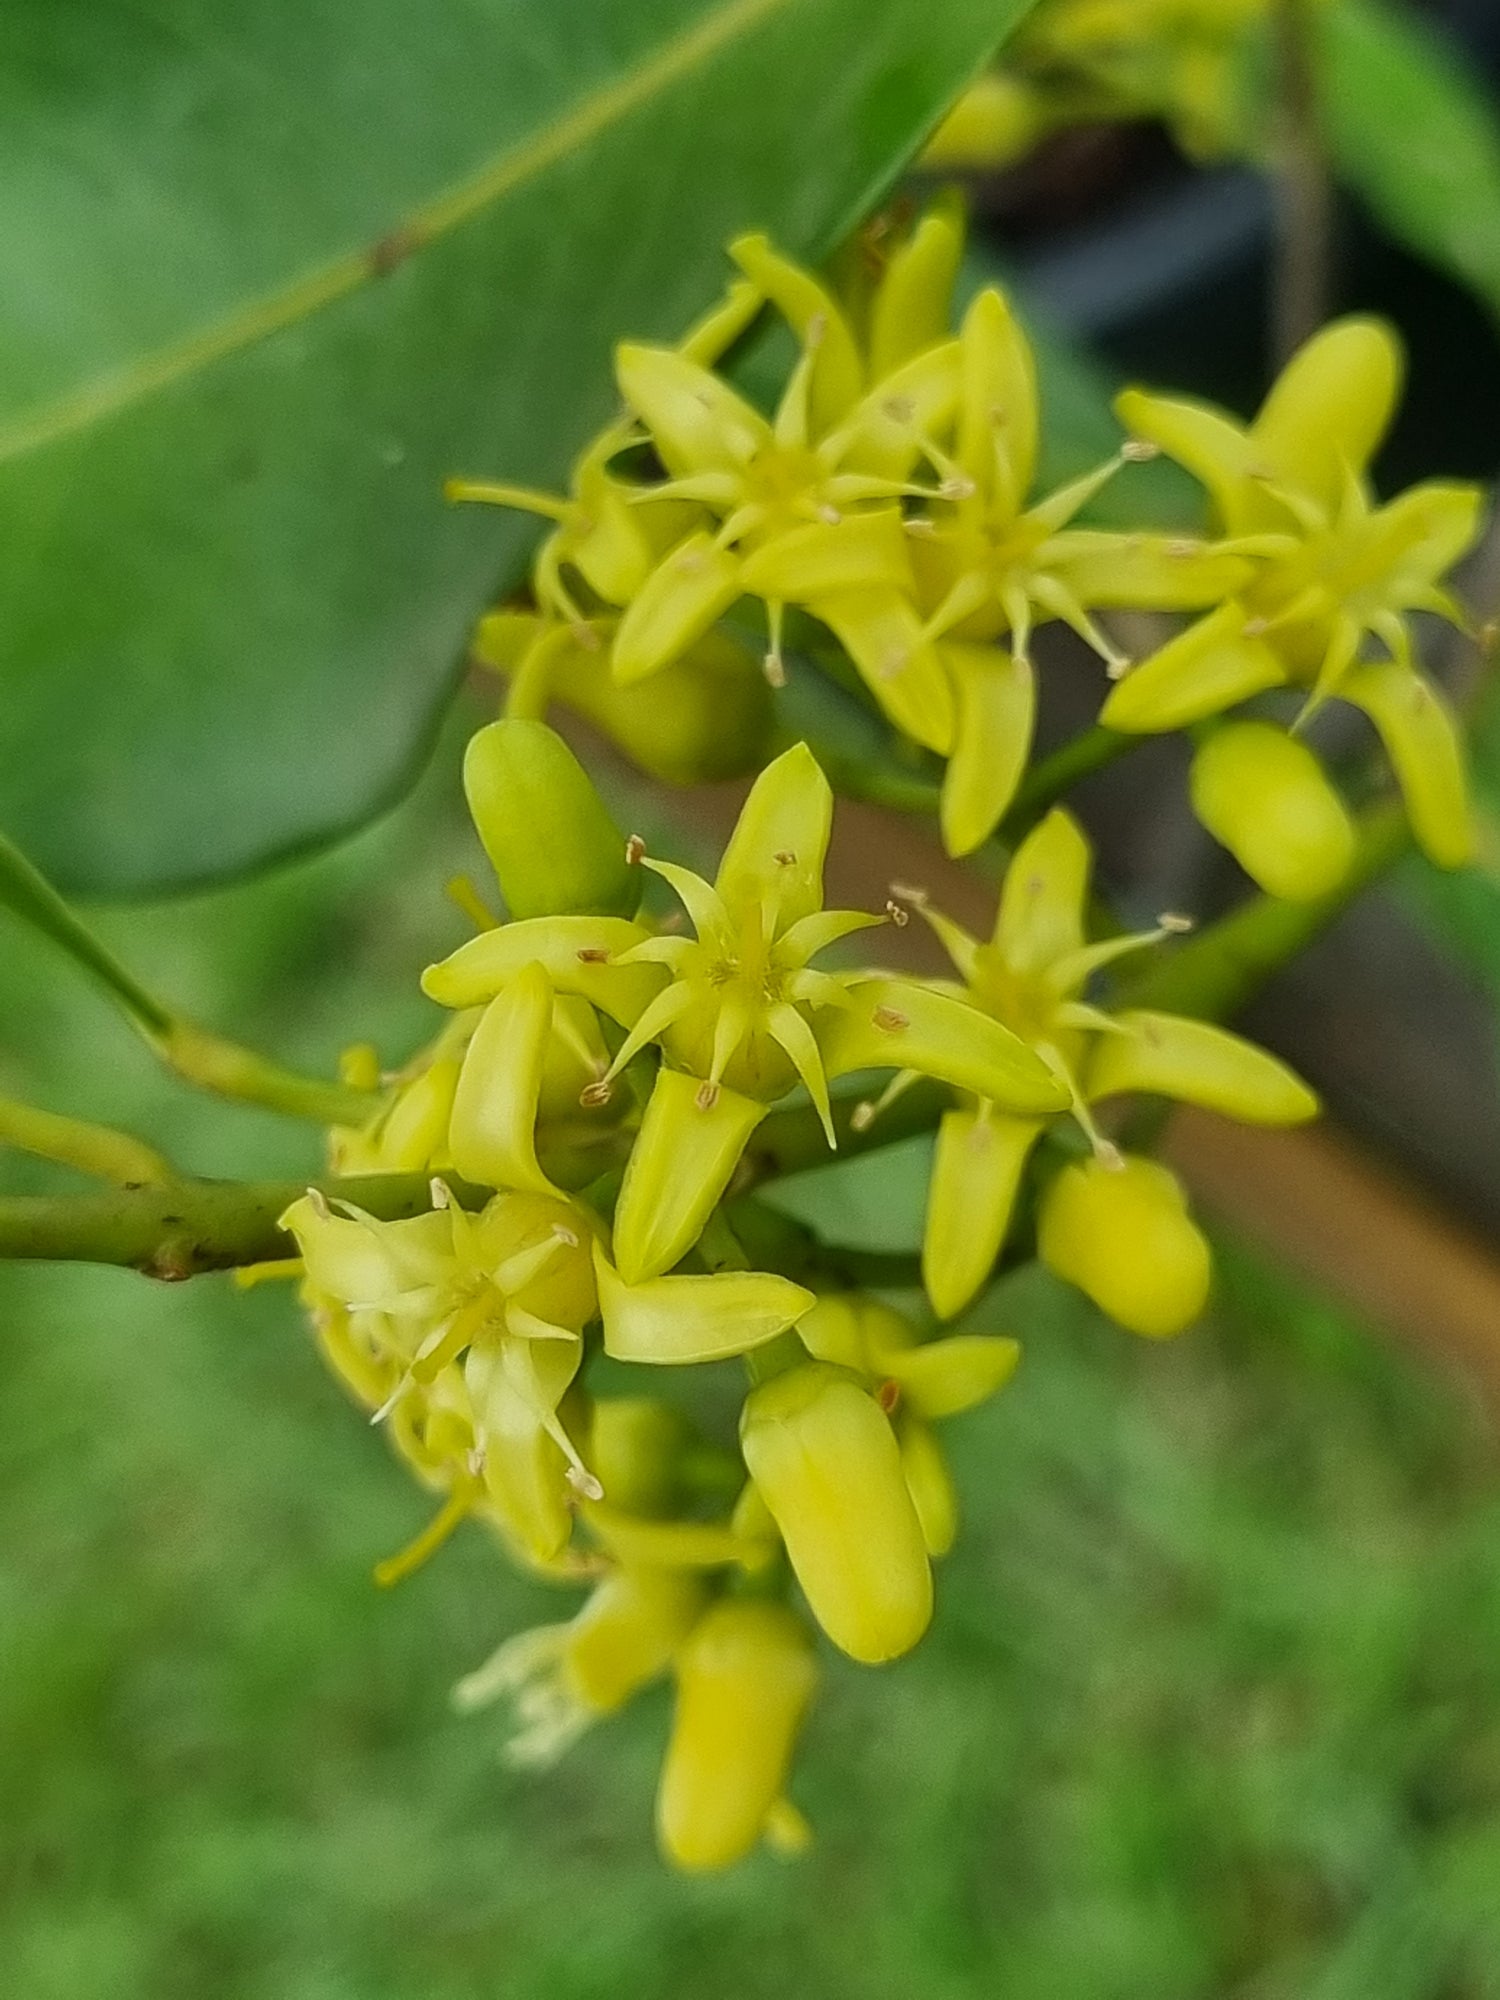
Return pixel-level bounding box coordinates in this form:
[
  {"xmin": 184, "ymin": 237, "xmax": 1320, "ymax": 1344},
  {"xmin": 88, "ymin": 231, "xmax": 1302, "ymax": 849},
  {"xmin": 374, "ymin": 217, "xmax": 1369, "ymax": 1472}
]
[
  {"xmin": 764, "ymin": 650, "xmax": 788, "ymax": 689},
  {"xmin": 1121, "ymin": 439, "xmax": 1160, "ymax": 462},
  {"xmin": 695, "ymin": 1080, "xmax": 722, "ymax": 1111},
  {"xmin": 625, "ymin": 834, "xmax": 646, "ymax": 866},
  {"xmin": 1158, "ymin": 912, "xmax": 1194, "ymax": 934},
  {"xmin": 579, "ymin": 1080, "xmax": 612, "ymax": 1108},
  {"xmin": 872, "ymin": 1005, "xmax": 909, "ymax": 1034},
  {"xmin": 576, "ymin": 946, "xmax": 611, "ymax": 963},
  {"xmin": 885, "ymin": 899, "xmax": 909, "ymax": 927}
]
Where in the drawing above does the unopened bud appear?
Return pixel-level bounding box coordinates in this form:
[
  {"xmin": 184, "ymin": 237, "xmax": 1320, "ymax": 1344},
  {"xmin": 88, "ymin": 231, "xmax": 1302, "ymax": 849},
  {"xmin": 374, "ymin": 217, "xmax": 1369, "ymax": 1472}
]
[
  {"xmin": 464, "ymin": 720, "xmax": 637, "ymax": 921},
  {"xmin": 1190, "ymin": 722, "xmax": 1355, "ymax": 902},
  {"xmin": 1037, "ymin": 1154, "xmax": 1211, "ymax": 1339}
]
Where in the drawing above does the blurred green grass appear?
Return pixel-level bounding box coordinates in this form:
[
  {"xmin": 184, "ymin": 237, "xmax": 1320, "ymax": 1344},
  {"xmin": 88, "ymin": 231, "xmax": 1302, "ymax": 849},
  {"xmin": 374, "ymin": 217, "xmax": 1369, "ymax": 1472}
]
[{"xmin": 3, "ymin": 700, "xmax": 1500, "ymax": 2000}]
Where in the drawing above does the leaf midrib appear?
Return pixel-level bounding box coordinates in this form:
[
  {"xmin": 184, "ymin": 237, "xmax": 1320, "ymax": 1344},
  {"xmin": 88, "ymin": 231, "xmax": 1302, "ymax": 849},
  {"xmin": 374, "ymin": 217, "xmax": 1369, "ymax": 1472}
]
[{"xmin": 0, "ymin": 0, "xmax": 795, "ymax": 471}]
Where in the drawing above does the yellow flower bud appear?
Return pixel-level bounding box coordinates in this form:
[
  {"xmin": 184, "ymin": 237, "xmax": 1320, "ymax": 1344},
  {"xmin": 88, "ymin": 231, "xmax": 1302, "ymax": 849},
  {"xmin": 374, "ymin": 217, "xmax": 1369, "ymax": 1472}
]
[
  {"xmin": 1190, "ymin": 722, "xmax": 1356, "ymax": 901},
  {"xmin": 463, "ymin": 719, "xmax": 636, "ymax": 921},
  {"xmin": 897, "ymin": 1414, "xmax": 958, "ymax": 1558},
  {"xmin": 740, "ymin": 1362, "xmax": 932, "ymax": 1664},
  {"xmin": 565, "ymin": 1568, "xmax": 707, "ymax": 1714},
  {"xmin": 656, "ymin": 1599, "xmax": 818, "ymax": 1872},
  {"xmin": 587, "ymin": 1398, "xmax": 692, "ymax": 1518},
  {"xmin": 1037, "ymin": 1154, "xmax": 1211, "ymax": 1339}
]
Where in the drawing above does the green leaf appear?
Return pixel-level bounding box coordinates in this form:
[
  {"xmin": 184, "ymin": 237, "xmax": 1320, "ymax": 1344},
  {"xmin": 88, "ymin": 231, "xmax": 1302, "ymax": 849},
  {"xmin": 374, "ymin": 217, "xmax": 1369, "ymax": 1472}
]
[
  {"xmin": 1319, "ymin": 0, "xmax": 1500, "ymax": 324},
  {"xmin": 0, "ymin": 0, "xmax": 1036, "ymax": 895}
]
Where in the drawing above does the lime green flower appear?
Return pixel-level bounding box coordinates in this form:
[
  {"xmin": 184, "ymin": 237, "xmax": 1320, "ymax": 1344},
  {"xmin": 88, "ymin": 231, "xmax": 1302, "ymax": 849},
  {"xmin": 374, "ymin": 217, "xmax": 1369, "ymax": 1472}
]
[
  {"xmin": 901, "ymin": 807, "xmax": 1317, "ymax": 1322},
  {"xmin": 795, "ymin": 1294, "xmax": 1020, "ymax": 1556},
  {"xmin": 282, "ymin": 1181, "xmax": 603, "ymax": 1563},
  {"xmin": 424, "ymin": 742, "xmax": 1067, "ymax": 1284},
  {"xmin": 656, "ymin": 1598, "xmax": 819, "ymax": 1872},
  {"xmin": 906, "ymin": 286, "xmax": 1251, "ymax": 854},
  {"xmin": 1101, "ymin": 319, "xmax": 1483, "ymax": 869}
]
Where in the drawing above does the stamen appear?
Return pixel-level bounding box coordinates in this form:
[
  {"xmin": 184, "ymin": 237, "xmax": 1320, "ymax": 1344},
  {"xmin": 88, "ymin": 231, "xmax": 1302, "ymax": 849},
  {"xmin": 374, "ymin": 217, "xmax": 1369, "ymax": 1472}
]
[
  {"xmin": 625, "ymin": 834, "xmax": 646, "ymax": 866},
  {"xmin": 876, "ymin": 1379, "xmax": 901, "ymax": 1415},
  {"xmin": 889, "ymin": 880, "xmax": 929, "ymax": 908},
  {"xmin": 232, "ymin": 1258, "xmax": 303, "ymax": 1291},
  {"xmin": 774, "ymin": 849, "xmax": 797, "ymax": 866},
  {"xmin": 445, "ymin": 873, "xmax": 499, "ymax": 932},
  {"xmin": 885, "ymin": 899, "xmax": 909, "ymax": 927},
  {"xmin": 817, "ymin": 503, "xmax": 842, "ymax": 525},
  {"xmin": 1120, "ymin": 439, "xmax": 1160, "ymax": 462},
  {"xmin": 1157, "ymin": 912, "xmax": 1194, "ymax": 934},
  {"xmin": 566, "ymin": 1463, "xmax": 606, "ymax": 1502},
  {"xmin": 850, "ymin": 1100, "xmax": 877, "ymax": 1133},
  {"xmin": 372, "ymin": 1482, "xmax": 476, "ymax": 1589},
  {"xmin": 579, "ymin": 1079, "xmax": 612, "ymax": 1108},
  {"xmin": 576, "ymin": 946, "xmax": 611, "ymax": 963},
  {"xmin": 872, "ymin": 1005, "xmax": 909, "ymax": 1033},
  {"xmin": 306, "ymin": 1186, "xmax": 332, "ymax": 1220},
  {"xmin": 695, "ymin": 1079, "xmax": 722, "ymax": 1111},
  {"xmin": 430, "ymin": 1176, "xmax": 452, "ymax": 1209}
]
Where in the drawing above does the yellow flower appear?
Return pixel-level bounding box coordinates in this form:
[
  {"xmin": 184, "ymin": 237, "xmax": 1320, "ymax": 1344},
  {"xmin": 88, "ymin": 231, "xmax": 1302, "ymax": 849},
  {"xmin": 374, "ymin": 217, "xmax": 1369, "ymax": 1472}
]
[
  {"xmin": 740, "ymin": 1359, "xmax": 933, "ymax": 1664},
  {"xmin": 656, "ymin": 1598, "xmax": 819, "ymax": 1872},
  {"xmin": 1037, "ymin": 1152, "xmax": 1211, "ymax": 1338},
  {"xmin": 902, "ymin": 807, "xmax": 1317, "ymax": 1322},
  {"xmin": 796, "ymin": 1293, "xmax": 1020, "ymax": 1556},
  {"xmin": 1101, "ymin": 318, "xmax": 1483, "ymax": 868},
  {"xmin": 906, "ymin": 286, "xmax": 1250, "ymax": 854},
  {"xmin": 424, "ymin": 742, "xmax": 1067, "ymax": 1284},
  {"xmin": 282, "ymin": 1181, "xmax": 603, "ymax": 1563}
]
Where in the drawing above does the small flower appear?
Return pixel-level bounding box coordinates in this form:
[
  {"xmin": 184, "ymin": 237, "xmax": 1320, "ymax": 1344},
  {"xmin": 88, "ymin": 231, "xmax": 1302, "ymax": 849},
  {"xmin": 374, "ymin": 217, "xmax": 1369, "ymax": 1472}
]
[
  {"xmin": 906, "ymin": 286, "xmax": 1250, "ymax": 853},
  {"xmin": 655, "ymin": 1598, "xmax": 820, "ymax": 1873},
  {"xmin": 1101, "ymin": 318, "xmax": 1483, "ymax": 868},
  {"xmin": 282, "ymin": 1182, "xmax": 603, "ymax": 1562},
  {"xmin": 901, "ymin": 807, "xmax": 1317, "ymax": 1323}
]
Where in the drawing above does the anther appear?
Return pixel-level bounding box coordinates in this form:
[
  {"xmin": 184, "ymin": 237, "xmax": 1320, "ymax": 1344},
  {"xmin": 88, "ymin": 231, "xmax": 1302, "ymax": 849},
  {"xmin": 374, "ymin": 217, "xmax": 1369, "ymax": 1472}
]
[
  {"xmin": 1121, "ymin": 439, "xmax": 1160, "ymax": 462},
  {"xmin": 764, "ymin": 649, "xmax": 788, "ymax": 688},
  {"xmin": 1158, "ymin": 912, "xmax": 1194, "ymax": 934},
  {"xmin": 1105, "ymin": 656, "xmax": 1132, "ymax": 680},
  {"xmin": 774, "ymin": 849, "xmax": 797, "ymax": 866},
  {"xmin": 885, "ymin": 899, "xmax": 909, "ymax": 927},
  {"xmin": 939, "ymin": 475, "xmax": 976, "ymax": 500},
  {"xmin": 579, "ymin": 1080, "xmax": 612, "ymax": 1108},
  {"xmin": 876, "ymin": 1379, "xmax": 901, "ymax": 1415},
  {"xmin": 889, "ymin": 880, "xmax": 929, "ymax": 908},
  {"xmin": 1242, "ymin": 617, "xmax": 1270, "ymax": 637},
  {"xmin": 570, "ymin": 620, "xmax": 603, "ymax": 653},
  {"xmin": 695, "ymin": 1079, "xmax": 722, "ymax": 1112},
  {"xmin": 566, "ymin": 1464, "xmax": 606, "ymax": 1502},
  {"xmin": 1096, "ymin": 1139, "xmax": 1125, "ymax": 1172},
  {"xmin": 883, "ymin": 394, "xmax": 915, "ymax": 423},
  {"xmin": 429, "ymin": 1177, "xmax": 452, "ymax": 1210},
  {"xmin": 625, "ymin": 834, "xmax": 646, "ymax": 866},
  {"xmin": 576, "ymin": 946, "xmax": 611, "ymax": 963},
  {"xmin": 872, "ymin": 1005, "xmax": 909, "ymax": 1034},
  {"xmin": 903, "ymin": 517, "xmax": 938, "ymax": 538},
  {"xmin": 817, "ymin": 503, "xmax": 842, "ymax": 525},
  {"xmin": 306, "ymin": 1186, "xmax": 331, "ymax": 1220},
  {"xmin": 850, "ymin": 1100, "xmax": 877, "ymax": 1133}
]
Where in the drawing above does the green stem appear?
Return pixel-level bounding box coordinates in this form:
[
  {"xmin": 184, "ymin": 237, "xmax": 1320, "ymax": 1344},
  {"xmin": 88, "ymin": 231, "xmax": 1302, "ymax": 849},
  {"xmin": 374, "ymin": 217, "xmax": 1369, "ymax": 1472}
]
[
  {"xmin": 1121, "ymin": 800, "xmax": 1408, "ymax": 1019},
  {"xmin": 0, "ymin": 1094, "xmax": 175, "ymax": 1187},
  {"xmin": 0, "ymin": 828, "xmax": 375, "ymax": 1127},
  {"xmin": 1001, "ymin": 726, "xmax": 1133, "ymax": 836},
  {"xmin": 0, "ymin": 1171, "xmax": 490, "ymax": 1279}
]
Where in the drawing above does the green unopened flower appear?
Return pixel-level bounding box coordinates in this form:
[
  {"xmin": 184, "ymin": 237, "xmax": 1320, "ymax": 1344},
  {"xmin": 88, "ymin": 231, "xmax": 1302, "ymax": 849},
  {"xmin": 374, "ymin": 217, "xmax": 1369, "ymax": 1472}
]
[
  {"xmin": 906, "ymin": 285, "xmax": 1250, "ymax": 853},
  {"xmin": 656, "ymin": 1598, "xmax": 819, "ymax": 1872},
  {"xmin": 740, "ymin": 1360, "xmax": 933, "ymax": 1664},
  {"xmin": 1190, "ymin": 719, "xmax": 1356, "ymax": 901},
  {"xmin": 902, "ymin": 806, "xmax": 1317, "ymax": 1321},
  {"xmin": 1101, "ymin": 318, "xmax": 1482, "ymax": 866},
  {"xmin": 1037, "ymin": 1151, "xmax": 1212, "ymax": 1337}
]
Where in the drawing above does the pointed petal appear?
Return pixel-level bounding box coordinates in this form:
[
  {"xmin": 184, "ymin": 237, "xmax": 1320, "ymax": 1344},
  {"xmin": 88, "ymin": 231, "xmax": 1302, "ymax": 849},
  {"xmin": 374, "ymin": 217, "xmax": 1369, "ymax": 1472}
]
[
  {"xmin": 448, "ymin": 963, "xmax": 557, "ymax": 1193},
  {"xmin": 1086, "ymin": 1011, "xmax": 1319, "ymax": 1125},
  {"xmin": 612, "ymin": 533, "xmax": 743, "ymax": 685},
  {"xmin": 738, "ymin": 510, "xmax": 913, "ymax": 602},
  {"xmin": 997, "ymin": 807, "xmax": 1090, "ymax": 973},
  {"xmin": 1114, "ymin": 387, "xmax": 1264, "ymax": 534},
  {"xmin": 596, "ymin": 1244, "xmax": 813, "ymax": 1364},
  {"xmin": 678, "ymin": 277, "xmax": 765, "ymax": 367},
  {"xmin": 766, "ymin": 1003, "xmax": 835, "ymax": 1145},
  {"xmin": 612, "ymin": 1068, "xmax": 768, "ymax": 1283},
  {"xmin": 882, "ymin": 1333, "xmax": 1021, "ymax": 1420},
  {"xmin": 728, "ymin": 233, "xmax": 864, "ymax": 435},
  {"xmin": 1046, "ymin": 531, "xmax": 1254, "ymax": 608},
  {"xmin": 421, "ymin": 916, "xmax": 662, "ymax": 1026},
  {"xmin": 957, "ymin": 286, "xmax": 1037, "ymax": 515},
  {"xmin": 1340, "ymin": 662, "xmax": 1474, "ymax": 867},
  {"xmin": 639, "ymin": 855, "xmax": 732, "ymax": 944},
  {"xmin": 812, "ymin": 587, "xmax": 956, "ymax": 754},
  {"xmin": 911, "ymin": 902, "xmax": 982, "ymax": 984},
  {"xmin": 1368, "ymin": 481, "xmax": 1484, "ymax": 592},
  {"xmin": 922, "ymin": 1107, "xmax": 1045, "ymax": 1321},
  {"xmin": 1100, "ymin": 602, "xmax": 1287, "ymax": 733},
  {"xmin": 714, "ymin": 741, "xmax": 833, "ymax": 926},
  {"xmin": 777, "ymin": 907, "xmax": 885, "ymax": 964},
  {"xmin": 939, "ymin": 644, "xmax": 1035, "ymax": 857},
  {"xmin": 898, "ymin": 1415, "xmax": 958, "ymax": 1558},
  {"xmin": 868, "ymin": 204, "xmax": 964, "ymax": 377},
  {"xmin": 600, "ymin": 979, "xmax": 698, "ymax": 1078},
  {"xmin": 835, "ymin": 339, "xmax": 963, "ymax": 481},
  {"xmin": 615, "ymin": 342, "xmax": 769, "ymax": 476},
  {"xmin": 816, "ymin": 977, "xmax": 1068, "ymax": 1114},
  {"xmin": 1251, "ymin": 317, "xmax": 1403, "ymax": 510}
]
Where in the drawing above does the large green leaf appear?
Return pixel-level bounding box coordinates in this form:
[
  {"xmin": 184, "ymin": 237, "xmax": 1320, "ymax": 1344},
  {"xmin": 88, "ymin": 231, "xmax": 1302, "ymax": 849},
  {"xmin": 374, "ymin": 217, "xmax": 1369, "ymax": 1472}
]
[
  {"xmin": 1320, "ymin": 0, "xmax": 1500, "ymax": 324},
  {"xmin": 0, "ymin": 0, "xmax": 1033, "ymax": 895}
]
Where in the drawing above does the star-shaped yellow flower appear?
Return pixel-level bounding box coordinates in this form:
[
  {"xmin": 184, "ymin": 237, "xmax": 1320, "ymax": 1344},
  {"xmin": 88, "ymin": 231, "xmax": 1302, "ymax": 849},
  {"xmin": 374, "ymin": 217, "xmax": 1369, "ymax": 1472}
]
[{"xmin": 1101, "ymin": 318, "xmax": 1483, "ymax": 869}]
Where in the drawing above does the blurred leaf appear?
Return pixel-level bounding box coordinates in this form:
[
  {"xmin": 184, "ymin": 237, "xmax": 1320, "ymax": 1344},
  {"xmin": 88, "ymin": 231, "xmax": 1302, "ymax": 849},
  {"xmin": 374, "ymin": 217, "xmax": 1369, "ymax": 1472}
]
[
  {"xmin": 0, "ymin": 0, "xmax": 1036, "ymax": 896},
  {"xmin": 1320, "ymin": 0, "xmax": 1500, "ymax": 324}
]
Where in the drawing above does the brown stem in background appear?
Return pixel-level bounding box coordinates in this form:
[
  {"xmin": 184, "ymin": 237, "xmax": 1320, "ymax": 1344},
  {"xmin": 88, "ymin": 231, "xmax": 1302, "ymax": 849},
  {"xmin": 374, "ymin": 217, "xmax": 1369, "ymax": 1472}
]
[{"xmin": 1271, "ymin": 0, "xmax": 1334, "ymax": 364}]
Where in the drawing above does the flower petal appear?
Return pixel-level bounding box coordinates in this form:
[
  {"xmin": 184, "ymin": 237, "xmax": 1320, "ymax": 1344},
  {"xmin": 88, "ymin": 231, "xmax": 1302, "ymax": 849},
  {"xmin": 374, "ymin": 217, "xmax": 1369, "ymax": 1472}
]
[
  {"xmin": 714, "ymin": 740, "xmax": 833, "ymax": 926},
  {"xmin": 421, "ymin": 916, "xmax": 662, "ymax": 1025},
  {"xmin": 957, "ymin": 286, "xmax": 1037, "ymax": 515},
  {"xmin": 448, "ymin": 963, "xmax": 557, "ymax": 1194},
  {"xmin": 996, "ymin": 807, "xmax": 1089, "ymax": 973},
  {"xmin": 1113, "ymin": 387, "xmax": 1265, "ymax": 535},
  {"xmin": 881, "ymin": 1333, "xmax": 1021, "ymax": 1420},
  {"xmin": 612, "ymin": 533, "xmax": 743, "ymax": 685},
  {"xmin": 897, "ymin": 1415, "xmax": 958, "ymax": 1557},
  {"xmin": 811, "ymin": 586, "xmax": 956, "ymax": 754},
  {"xmin": 611, "ymin": 1068, "xmax": 768, "ymax": 1284},
  {"xmin": 1085, "ymin": 1011, "xmax": 1319, "ymax": 1125},
  {"xmin": 1100, "ymin": 601, "xmax": 1287, "ymax": 733},
  {"xmin": 615, "ymin": 342, "xmax": 769, "ymax": 475},
  {"xmin": 596, "ymin": 1245, "xmax": 813, "ymax": 1364},
  {"xmin": 939, "ymin": 644, "xmax": 1035, "ymax": 857},
  {"xmin": 868, "ymin": 203, "xmax": 964, "ymax": 378},
  {"xmin": 1341, "ymin": 661, "xmax": 1474, "ymax": 868},
  {"xmin": 1046, "ymin": 530, "xmax": 1254, "ymax": 608},
  {"xmin": 816, "ymin": 977, "xmax": 1069, "ymax": 1114},
  {"xmin": 738, "ymin": 510, "xmax": 913, "ymax": 602},
  {"xmin": 922, "ymin": 1107, "xmax": 1045, "ymax": 1321},
  {"xmin": 728, "ymin": 233, "xmax": 864, "ymax": 435},
  {"xmin": 1251, "ymin": 317, "xmax": 1403, "ymax": 511},
  {"xmin": 835, "ymin": 339, "xmax": 963, "ymax": 481}
]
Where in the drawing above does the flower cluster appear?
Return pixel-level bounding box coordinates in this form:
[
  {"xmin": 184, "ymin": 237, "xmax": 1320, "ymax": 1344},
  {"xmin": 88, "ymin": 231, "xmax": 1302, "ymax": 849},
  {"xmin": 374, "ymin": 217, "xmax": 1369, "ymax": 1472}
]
[
  {"xmin": 272, "ymin": 200, "xmax": 1483, "ymax": 1871},
  {"xmin": 456, "ymin": 205, "xmax": 1480, "ymax": 900}
]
